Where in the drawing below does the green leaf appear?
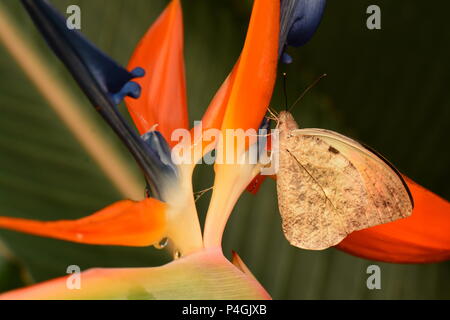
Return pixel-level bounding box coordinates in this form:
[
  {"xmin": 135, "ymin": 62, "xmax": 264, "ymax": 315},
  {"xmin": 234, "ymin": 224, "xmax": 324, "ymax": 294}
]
[{"xmin": 0, "ymin": 254, "xmax": 26, "ymax": 292}]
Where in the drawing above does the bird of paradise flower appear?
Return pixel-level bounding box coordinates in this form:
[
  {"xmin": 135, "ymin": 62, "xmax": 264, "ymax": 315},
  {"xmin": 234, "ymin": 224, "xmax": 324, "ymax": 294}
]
[{"xmin": 0, "ymin": 0, "xmax": 449, "ymax": 300}]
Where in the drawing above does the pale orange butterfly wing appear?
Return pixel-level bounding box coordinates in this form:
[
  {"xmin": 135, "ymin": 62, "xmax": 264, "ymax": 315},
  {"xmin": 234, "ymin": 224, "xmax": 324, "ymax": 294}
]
[{"xmin": 276, "ymin": 112, "xmax": 413, "ymax": 250}]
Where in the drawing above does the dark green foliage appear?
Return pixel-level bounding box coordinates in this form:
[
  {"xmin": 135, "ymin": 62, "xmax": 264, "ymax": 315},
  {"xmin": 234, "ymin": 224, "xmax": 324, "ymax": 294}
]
[{"xmin": 0, "ymin": 0, "xmax": 448, "ymax": 299}]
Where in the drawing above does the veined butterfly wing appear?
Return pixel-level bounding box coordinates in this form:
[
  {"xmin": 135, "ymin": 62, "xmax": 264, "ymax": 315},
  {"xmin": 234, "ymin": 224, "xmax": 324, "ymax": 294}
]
[{"xmin": 277, "ymin": 112, "xmax": 413, "ymax": 250}]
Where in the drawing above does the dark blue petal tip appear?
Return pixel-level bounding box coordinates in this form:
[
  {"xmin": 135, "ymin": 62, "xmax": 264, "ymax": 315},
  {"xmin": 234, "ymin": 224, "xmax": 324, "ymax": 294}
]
[
  {"xmin": 257, "ymin": 117, "xmax": 271, "ymax": 159},
  {"xmin": 279, "ymin": 0, "xmax": 327, "ymax": 63},
  {"xmin": 141, "ymin": 130, "xmax": 179, "ymax": 180},
  {"xmin": 281, "ymin": 52, "xmax": 293, "ymax": 64},
  {"xmin": 109, "ymin": 67, "xmax": 145, "ymax": 105},
  {"xmin": 131, "ymin": 67, "xmax": 145, "ymax": 78},
  {"xmin": 21, "ymin": 0, "xmax": 172, "ymax": 200}
]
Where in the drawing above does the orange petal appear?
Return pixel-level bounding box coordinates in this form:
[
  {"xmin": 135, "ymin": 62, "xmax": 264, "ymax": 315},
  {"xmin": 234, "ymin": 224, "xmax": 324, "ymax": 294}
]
[
  {"xmin": 246, "ymin": 174, "xmax": 268, "ymax": 194},
  {"xmin": 246, "ymin": 174, "xmax": 276, "ymax": 194},
  {"xmin": 200, "ymin": 63, "xmax": 238, "ymax": 131},
  {"xmin": 0, "ymin": 198, "xmax": 166, "ymax": 247},
  {"xmin": 202, "ymin": 0, "xmax": 280, "ymax": 248},
  {"xmin": 189, "ymin": 63, "xmax": 238, "ymax": 155},
  {"xmin": 337, "ymin": 177, "xmax": 450, "ymax": 263},
  {"xmin": 125, "ymin": 0, "xmax": 188, "ymax": 146},
  {"xmin": 220, "ymin": 0, "xmax": 279, "ymax": 132}
]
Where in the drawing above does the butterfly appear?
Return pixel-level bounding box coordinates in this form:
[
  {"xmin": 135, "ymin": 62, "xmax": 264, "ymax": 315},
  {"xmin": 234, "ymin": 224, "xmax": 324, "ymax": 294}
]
[{"xmin": 275, "ymin": 110, "xmax": 413, "ymax": 250}]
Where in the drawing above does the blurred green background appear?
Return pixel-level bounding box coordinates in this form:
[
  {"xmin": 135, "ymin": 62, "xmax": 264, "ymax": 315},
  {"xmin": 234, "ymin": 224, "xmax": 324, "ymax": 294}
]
[{"xmin": 0, "ymin": 0, "xmax": 449, "ymax": 299}]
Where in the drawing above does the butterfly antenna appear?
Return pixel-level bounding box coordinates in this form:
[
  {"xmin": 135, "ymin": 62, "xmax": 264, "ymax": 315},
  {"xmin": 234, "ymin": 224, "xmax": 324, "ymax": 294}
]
[
  {"xmin": 194, "ymin": 186, "xmax": 213, "ymax": 202},
  {"xmin": 269, "ymin": 106, "xmax": 279, "ymax": 117},
  {"xmin": 288, "ymin": 73, "xmax": 327, "ymax": 112},
  {"xmin": 282, "ymin": 72, "xmax": 288, "ymax": 111},
  {"xmin": 267, "ymin": 107, "xmax": 279, "ymax": 121}
]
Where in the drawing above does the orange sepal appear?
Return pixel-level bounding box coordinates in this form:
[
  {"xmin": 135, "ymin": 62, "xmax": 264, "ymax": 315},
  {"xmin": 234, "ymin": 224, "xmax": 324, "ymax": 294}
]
[
  {"xmin": 246, "ymin": 174, "xmax": 268, "ymax": 194},
  {"xmin": 201, "ymin": 63, "xmax": 238, "ymax": 132},
  {"xmin": 125, "ymin": 0, "xmax": 188, "ymax": 146},
  {"xmin": 0, "ymin": 198, "xmax": 166, "ymax": 247},
  {"xmin": 220, "ymin": 0, "xmax": 279, "ymax": 132},
  {"xmin": 337, "ymin": 177, "xmax": 450, "ymax": 263},
  {"xmin": 189, "ymin": 64, "xmax": 238, "ymax": 154}
]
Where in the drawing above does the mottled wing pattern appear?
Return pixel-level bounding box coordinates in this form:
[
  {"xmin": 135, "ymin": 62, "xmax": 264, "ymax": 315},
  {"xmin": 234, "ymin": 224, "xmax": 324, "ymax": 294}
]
[{"xmin": 277, "ymin": 128, "xmax": 413, "ymax": 250}]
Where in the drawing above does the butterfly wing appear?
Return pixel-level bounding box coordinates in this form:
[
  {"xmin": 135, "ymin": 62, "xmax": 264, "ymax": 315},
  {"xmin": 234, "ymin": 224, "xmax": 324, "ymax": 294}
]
[{"xmin": 277, "ymin": 128, "xmax": 413, "ymax": 250}]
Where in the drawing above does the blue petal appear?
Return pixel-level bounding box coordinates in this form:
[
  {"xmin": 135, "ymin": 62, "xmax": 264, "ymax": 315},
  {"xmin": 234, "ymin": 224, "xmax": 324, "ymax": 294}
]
[
  {"xmin": 21, "ymin": 0, "xmax": 174, "ymax": 200},
  {"xmin": 287, "ymin": 0, "xmax": 327, "ymax": 47},
  {"xmin": 257, "ymin": 117, "xmax": 271, "ymax": 160},
  {"xmin": 141, "ymin": 130, "xmax": 178, "ymax": 178},
  {"xmin": 279, "ymin": 0, "xmax": 326, "ymax": 60},
  {"xmin": 280, "ymin": 52, "xmax": 293, "ymax": 64},
  {"xmin": 21, "ymin": 0, "xmax": 142, "ymax": 103}
]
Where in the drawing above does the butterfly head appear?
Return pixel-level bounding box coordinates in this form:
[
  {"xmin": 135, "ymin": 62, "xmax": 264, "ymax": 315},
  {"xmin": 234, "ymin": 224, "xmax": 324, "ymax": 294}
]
[{"xmin": 278, "ymin": 111, "xmax": 299, "ymax": 132}]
